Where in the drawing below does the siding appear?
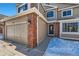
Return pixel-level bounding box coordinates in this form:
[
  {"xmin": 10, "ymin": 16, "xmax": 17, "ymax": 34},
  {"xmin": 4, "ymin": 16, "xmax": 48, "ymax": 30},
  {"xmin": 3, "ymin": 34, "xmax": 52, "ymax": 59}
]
[
  {"xmin": 58, "ymin": 6, "xmax": 79, "ymax": 20},
  {"xmin": 31, "ymin": 3, "xmax": 38, "ymax": 9},
  {"xmin": 37, "ymin": 17, "xmax": 47, "ymax": 45},
  {"xmin": 61, "ymin": 34, "xmax": 79, "ymax": 40},
  {"xmin": 39, "ymin": 4, "xmax": 46, "ymax": 18},
  {"xmin": 51, "ymin": 3, "xmax": 77, "ymax": 9},
  {"xmin": 73, "ymin": 7, "xmax": 79, "ymax": 18}
]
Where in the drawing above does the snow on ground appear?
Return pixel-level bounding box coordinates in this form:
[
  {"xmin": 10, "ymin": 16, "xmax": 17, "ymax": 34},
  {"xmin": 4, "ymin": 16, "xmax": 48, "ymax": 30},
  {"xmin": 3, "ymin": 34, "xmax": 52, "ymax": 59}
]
[
  {"xmin": 44, "ymin": 38, "xmax": 79, "ymax": 56},
  {"xmin": 0, "ymin": 33, "xmax": 4, "ymax": 40}
]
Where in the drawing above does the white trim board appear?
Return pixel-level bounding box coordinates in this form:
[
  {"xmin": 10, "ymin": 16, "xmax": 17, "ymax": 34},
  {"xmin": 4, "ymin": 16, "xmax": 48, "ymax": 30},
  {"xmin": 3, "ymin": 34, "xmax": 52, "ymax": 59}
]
[
  {"xmin": 58, "ymin": 18, "xmax": 79, "ymax": 22},
  {"xmin": 6, "ymin": 21, "xmax": 28, "ymax": 26},
  {"xmin": 46, "ymin": 8, "xmax": 57, "ymax": 11},
  {"xmin": 61, "ymin": 32, "xmax": 79, "ymax": 35},
  {"xmin": 43, "ymin": 4, "xmax": 58, "ymax": 8},
  {"xmin": 37, "ymin": 16, "xmax": 39, "ymax": 45},
  {"xmin": 60, "ymin": 37, "xmax": 79, "ymax": 40}
]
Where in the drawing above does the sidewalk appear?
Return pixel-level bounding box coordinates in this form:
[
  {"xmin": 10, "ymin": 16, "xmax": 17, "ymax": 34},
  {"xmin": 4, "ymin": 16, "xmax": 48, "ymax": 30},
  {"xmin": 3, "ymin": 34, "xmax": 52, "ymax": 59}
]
[{"xmin": 0, "ymin": 40, "xmax": 25, "ymax": 56}]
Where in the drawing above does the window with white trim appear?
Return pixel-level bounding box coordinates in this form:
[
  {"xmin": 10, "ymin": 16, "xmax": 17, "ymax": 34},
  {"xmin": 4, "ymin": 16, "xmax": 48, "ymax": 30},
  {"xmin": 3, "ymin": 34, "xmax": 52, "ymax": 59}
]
[
  {"xmin": 47, "ymin": 11, "xmax": 54, "ymax": 18},
  {"xmin": 61, "ymin": 9, "xmax": 73, "ymax": 17},
  {"xmin": 18, "ymin": 4, "xmax": 28, "ymax": 13},
  {"xmin": 62, "ymin": 22, "xmax": 78, "ymax": 32}
]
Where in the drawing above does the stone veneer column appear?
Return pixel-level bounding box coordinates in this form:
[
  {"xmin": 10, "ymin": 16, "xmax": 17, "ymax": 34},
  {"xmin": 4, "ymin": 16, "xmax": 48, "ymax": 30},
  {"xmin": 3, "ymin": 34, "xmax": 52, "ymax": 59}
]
[
  {"xmin": 54, "ymin": 22, "xmax": 60, "ymax": 37},
  {"xmin": 28, "ymin": 13, "xmax": 37, "ymax": 48}
]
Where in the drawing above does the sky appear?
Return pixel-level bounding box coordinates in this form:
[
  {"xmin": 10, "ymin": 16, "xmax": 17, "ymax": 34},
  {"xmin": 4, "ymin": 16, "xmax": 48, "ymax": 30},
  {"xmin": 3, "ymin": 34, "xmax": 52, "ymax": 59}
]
[{"xmin": 0, "ymin": 3, "xmax": 16, "ymax": 16}]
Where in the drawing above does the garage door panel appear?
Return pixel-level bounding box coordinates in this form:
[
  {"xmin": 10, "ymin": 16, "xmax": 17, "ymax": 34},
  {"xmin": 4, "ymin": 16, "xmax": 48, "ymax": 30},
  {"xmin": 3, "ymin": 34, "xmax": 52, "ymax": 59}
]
[
  {"xmin": 17, "ymin": 23, "xmax": 28, "ymax": 44},
  {"xmin": 6, "ymin": 25, "xmax": 15, "ymax": 40},
  {"xmin": 14, "ymin": 24, "xmax": 21, "ymax": 42},
  {"xmin": 6, "ymin": 22, "xmax": 28, "ymax": 44}
]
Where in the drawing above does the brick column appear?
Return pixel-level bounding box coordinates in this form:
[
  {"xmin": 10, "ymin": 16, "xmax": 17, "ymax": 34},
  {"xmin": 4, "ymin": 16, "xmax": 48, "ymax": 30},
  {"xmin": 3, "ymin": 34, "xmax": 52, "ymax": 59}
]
[
  {"xmin": 0, "ymin": 23, "xmax": 4, "ymax": 33},
  {"xmin": 54, "ymin": 22, "xmax": 60, "ymax": 37},
  {"xmin": 28, "ymin": 13, "xmax": 37, "ymax": 48}
]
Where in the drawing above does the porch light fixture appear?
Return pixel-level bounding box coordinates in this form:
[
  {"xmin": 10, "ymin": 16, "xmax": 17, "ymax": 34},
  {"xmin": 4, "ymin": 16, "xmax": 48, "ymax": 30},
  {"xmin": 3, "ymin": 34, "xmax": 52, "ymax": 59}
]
[{"xmin": 28, "ymin": 17, "xmax": 31, "ymax": 24}]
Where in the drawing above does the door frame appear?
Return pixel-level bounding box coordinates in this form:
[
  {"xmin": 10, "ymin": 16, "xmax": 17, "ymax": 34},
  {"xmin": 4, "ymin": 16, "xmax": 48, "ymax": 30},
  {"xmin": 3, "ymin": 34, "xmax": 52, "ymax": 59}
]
[{"xmin": 48, "ymin": 24, "xmax": 54, "ymax": 36}]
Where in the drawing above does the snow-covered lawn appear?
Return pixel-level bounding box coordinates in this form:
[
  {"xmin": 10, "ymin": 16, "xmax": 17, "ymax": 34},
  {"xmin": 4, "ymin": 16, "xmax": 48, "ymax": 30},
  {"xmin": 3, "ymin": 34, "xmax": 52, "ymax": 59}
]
[
  {"xmin": 44, "ymin": 38, "xmax": 79, "ymax": 56},
  {"xmin": 0, "ymin": 33, "xmax": 4, "ymax": 40}
]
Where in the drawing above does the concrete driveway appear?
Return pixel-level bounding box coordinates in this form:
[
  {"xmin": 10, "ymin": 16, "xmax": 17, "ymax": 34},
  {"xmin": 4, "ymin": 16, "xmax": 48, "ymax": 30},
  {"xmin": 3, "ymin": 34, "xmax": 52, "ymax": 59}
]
[
  {"xmin": 0, "ymin": 34, "xmax": 25, "ymax": 56},
  {"xmin": 0, "ymin": 33, "xmax": 51, "ymax": 56}
]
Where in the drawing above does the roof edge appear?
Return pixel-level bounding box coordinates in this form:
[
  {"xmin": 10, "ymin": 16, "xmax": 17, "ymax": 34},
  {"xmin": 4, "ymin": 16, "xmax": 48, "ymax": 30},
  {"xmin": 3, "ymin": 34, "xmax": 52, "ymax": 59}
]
[{"xmin": 0, "ymin": 7, "xmax": 47, "ymax": 23}]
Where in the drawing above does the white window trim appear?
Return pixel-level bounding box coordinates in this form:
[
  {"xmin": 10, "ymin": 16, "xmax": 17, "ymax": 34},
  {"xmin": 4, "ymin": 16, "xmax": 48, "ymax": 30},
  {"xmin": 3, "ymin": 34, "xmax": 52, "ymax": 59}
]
[
  {"xmin": 60, "ymin": 37, "xmax": 79, "ymax": 40},
  {"xmin": 60, "ymin": 22, "xmax": 79, "ymax": 40},
  {"xmin": 46, "ymin": 10, "xmax": 55, "ymax": 19},
  {"xmin": 60, "ymin": 22, "xmax": 79, "ymax": 35},
  {"xmin": 61, "ymin": 9, "xmax": 73, "ymax": 18},
  {"xmin": 17, "ymin": 3, "xmax": 31, "ymax": 13}
]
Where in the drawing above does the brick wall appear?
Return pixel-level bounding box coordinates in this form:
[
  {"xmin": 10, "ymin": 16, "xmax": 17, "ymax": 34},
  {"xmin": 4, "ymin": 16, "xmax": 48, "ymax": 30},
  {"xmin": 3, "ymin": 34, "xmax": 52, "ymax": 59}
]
[
  {"xmin": 53, "ymin": 22, "xmax": 60, "ymax": 37},
  {"xmin": 0, "ymin": 27, "xmax": 2, "ymax": 33},
  {"xmin": 0, "ymin": 23, "xmax": 5, "ymax": 33},
  {"xmin": 28, "ymin": 13, "xmax": 37, "ymax": 48}
]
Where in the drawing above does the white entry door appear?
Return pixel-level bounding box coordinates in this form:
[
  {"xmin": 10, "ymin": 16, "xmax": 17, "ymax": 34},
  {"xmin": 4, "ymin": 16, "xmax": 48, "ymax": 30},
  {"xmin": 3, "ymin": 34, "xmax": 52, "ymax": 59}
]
[{"xmin": 6, "ymin": 25, "xmax": 15, "ymax": 40}]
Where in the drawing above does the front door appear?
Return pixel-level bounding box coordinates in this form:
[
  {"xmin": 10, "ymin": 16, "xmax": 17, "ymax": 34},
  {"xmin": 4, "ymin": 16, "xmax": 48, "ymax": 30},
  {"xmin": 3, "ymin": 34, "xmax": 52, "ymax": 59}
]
[{"xmin": 48, "ymin": 25, "xmax": 54, "ymax": 36}]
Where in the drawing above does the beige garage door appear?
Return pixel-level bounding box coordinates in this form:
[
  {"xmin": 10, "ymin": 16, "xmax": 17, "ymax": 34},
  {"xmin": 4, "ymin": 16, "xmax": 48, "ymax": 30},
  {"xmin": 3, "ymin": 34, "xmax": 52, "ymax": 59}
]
[
  {"xmin": 6, "ymin": 23, "xmax": 28, "ymax": 44},
  {"xmin": 7, "ymin": 25, "xmax": 15, "ymax": 40}
]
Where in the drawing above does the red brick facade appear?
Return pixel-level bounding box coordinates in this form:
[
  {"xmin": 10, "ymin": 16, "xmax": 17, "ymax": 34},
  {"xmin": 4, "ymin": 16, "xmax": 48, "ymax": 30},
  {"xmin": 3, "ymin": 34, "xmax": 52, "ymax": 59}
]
[
  {"xmin": 0, "ymin": 23, "xmax": 5, "ymax": 33},
  {"xmin": 0, "ymin": 27, "xmax": 2, "ymax": 33},
  {"xmin": 53, "ymin": 22, "xmax": 60, "ymax": 37},
  {"xmin": 28, "ymin": 13, "xmax": 37, "ymax": 48}
]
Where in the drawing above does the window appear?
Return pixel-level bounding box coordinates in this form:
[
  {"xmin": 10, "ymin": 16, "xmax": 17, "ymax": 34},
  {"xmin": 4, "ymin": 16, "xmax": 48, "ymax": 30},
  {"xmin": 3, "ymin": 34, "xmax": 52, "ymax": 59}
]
[
  {"xmin": 18, "ymin": 4, "xmax": 28, "ymax": 13},
  {"xmin": 62, "ymin": 9, "xmax": 73, "ymax": 17},
  {"xmin": 62, "ymin": 22, "xmax": 78, "ymax": 32},
  {"xmin": 47, "ymin": 11, "xmax": 54, "ymax": 18}
]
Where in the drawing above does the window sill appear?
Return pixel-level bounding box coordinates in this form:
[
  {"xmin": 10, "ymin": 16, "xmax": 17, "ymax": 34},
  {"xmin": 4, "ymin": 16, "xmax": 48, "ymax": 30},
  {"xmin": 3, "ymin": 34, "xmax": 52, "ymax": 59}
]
[{"xmin": 61, "ymin": 32, "xmax": 79, "ymax": 35}]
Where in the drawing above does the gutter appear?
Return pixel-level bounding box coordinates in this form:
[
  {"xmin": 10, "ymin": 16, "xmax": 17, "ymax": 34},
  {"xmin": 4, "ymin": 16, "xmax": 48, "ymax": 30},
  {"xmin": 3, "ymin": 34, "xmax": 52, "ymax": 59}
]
[
  {"xmin": 0, "ymin": 7, "xmax": 48, "ymax": 23},
  {"xmin": 0, "ymin": 7, "xmax": 59, "ymax": 23}
]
